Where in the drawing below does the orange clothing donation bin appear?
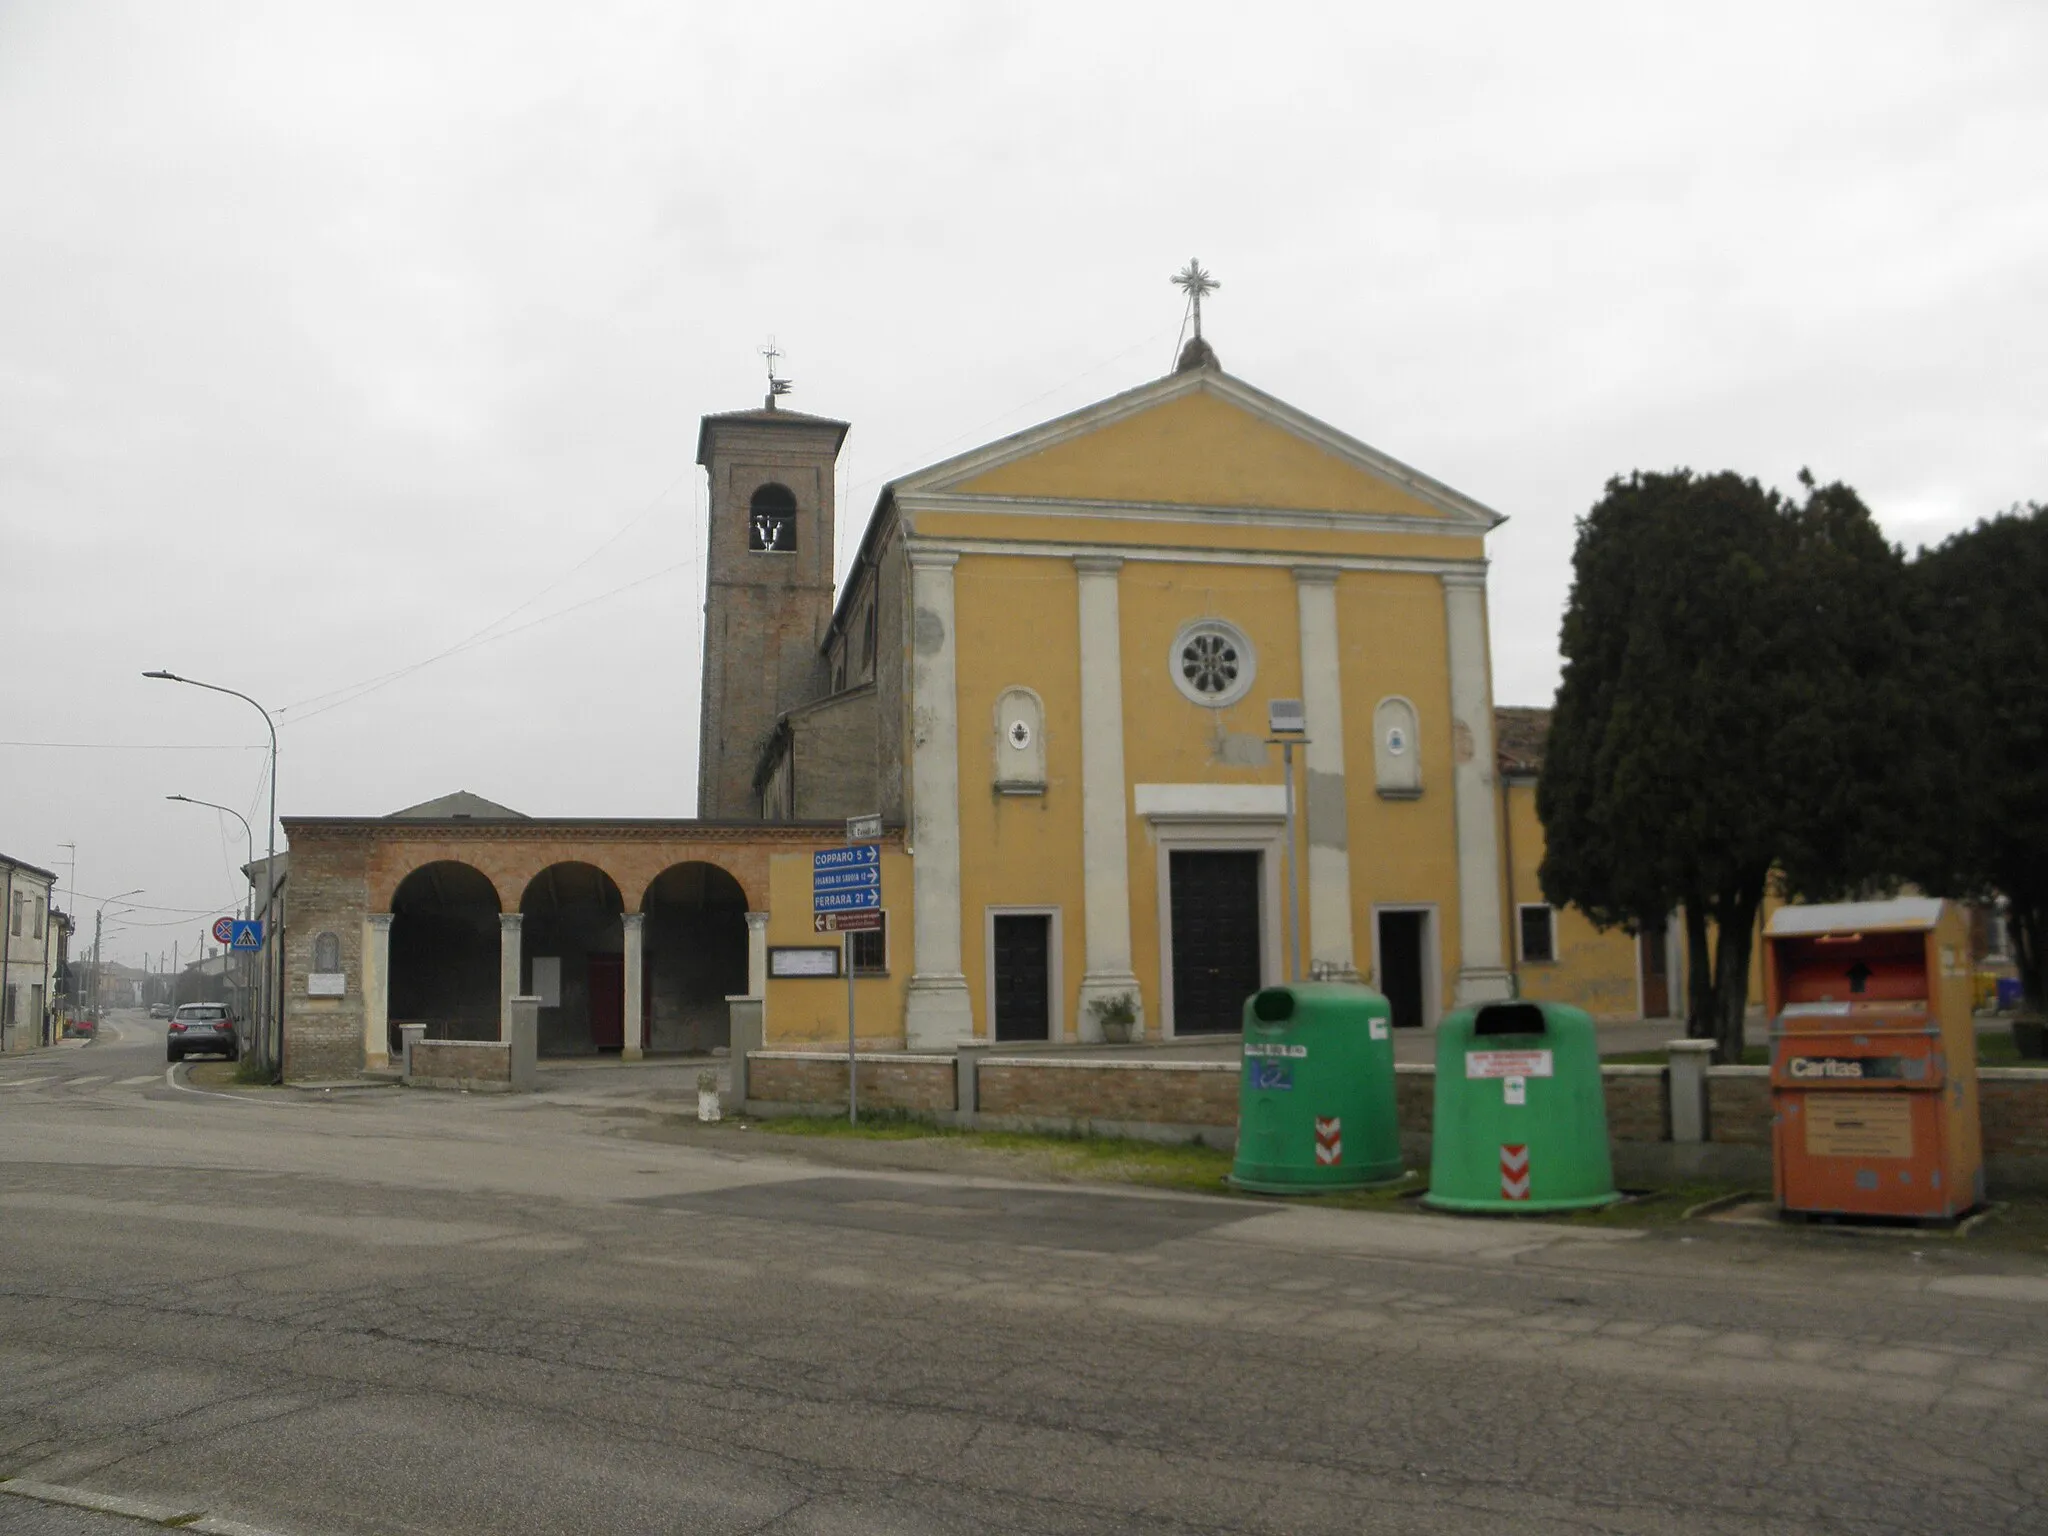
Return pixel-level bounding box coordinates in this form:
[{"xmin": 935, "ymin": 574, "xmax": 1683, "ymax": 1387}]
[{"xmin": 1766, "ymin": 898, "xmax": 1983, "ymax": 1220}]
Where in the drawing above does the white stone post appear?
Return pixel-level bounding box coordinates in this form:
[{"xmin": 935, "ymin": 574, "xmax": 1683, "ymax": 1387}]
[
  {"xmin": 364, "ymin": 913, "xmax": 393, "ymax": 1068},
  {"xmin": 1442, "ymin": 569, "xmax": 1512, "ymax": 1005},
  {"xmin": 498, "ymin": 912, "xmax": 524, "ymax": 1042},
  {"xmin": 1294, "ymin": 567, "xmax": 1359, "ymax": 982},
  {"xmin": 1667, "ymin": 1038, "xmax": 1716, "ymax": 1143},
  {"xmin": 745, "ymin": 911, "xmax": 769, "ymax": 1000},
  {"xmin": 621, "ymin": 913, "xmax": 646, "ymax": 1061},
  {"xmin": 1074, "ymin": 554, "xmax": 1145, "ymax": 1040},
  {"xmin": 904, "ymin": 548, "xmax": 974, "ymax": 1048}
]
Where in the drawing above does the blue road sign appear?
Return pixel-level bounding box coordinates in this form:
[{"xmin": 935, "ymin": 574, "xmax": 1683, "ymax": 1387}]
[
  {"xmin": 229, "ymin": 919, "xmax": 265, "ymax": 950},
  {"xmin": 813, "ymin": 845, "xmax": 880, "ymax": 872},
  {"xmin": 814, "ymin": 887, "xmax": 880, "ymax": 913},
  {"xmin": 813, "ymin": 866, "xmax": 880, "ymax": 893}
]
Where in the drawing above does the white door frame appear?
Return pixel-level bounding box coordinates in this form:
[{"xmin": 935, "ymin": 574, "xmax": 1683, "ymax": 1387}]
[
  {"xmin": 1151, "ymin": 817, "xmax": 1285, "ymax": 1039},
  {"xmin": 1369, "ymin": 902, "xmax": 1441, "ymax": 1030},
  {"xmin": 984, "ymin": 905, "xmax": 1063, "ymax": 1043}
]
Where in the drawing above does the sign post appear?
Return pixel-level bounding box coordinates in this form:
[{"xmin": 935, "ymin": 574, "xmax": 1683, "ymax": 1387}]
[
  {"xmin": 815, "ymin": 817, "xmax": 883, "ymax": 1125},
  {"xmin": 1266, "ymin": 700, "xmax": 1308, "ymax": 983}
]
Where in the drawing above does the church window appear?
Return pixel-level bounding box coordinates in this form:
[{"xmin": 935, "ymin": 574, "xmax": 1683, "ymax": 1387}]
[
  {"xmin": 861, "ymin": 600, "xmax": 878, "ymax": 677},
  {"xmin": 1169, "ymin": 619, "xmax": 1256, "ymax": 708},
  {"xmin": 747, "ymin": 484, "xmax": 797, "ymax": 553}
]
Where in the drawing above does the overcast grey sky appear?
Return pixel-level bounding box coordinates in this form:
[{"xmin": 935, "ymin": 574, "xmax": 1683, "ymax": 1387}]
[{"xmin": 3, "ymin": 2, "xmax": 2043, "ymax": 964}]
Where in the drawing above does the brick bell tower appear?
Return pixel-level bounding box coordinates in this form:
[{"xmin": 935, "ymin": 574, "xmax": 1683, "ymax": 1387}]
[{"xmin": 694, "ymin": 364, "xmax": 850, "ymax": 820}]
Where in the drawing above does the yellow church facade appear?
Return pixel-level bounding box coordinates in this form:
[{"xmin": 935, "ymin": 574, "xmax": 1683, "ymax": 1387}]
[{"xmin": 757, "ymin": 355, "xmax": 1536, "ymax": 1046}]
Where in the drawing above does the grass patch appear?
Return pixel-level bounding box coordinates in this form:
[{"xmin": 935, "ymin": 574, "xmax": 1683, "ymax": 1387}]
[{"xmin": 737, "ymin": 1110, "xmax": 1236, "ymax": 1192}]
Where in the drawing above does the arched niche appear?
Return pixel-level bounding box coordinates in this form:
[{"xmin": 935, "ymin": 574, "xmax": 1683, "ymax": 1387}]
[
  {"xmin": 1373, "ymin": 696, "xmax": 1423, "ymax": 799},
  {"xmin": 992, "ymin": 686, "xmax": 1047, "ymax": 795}
]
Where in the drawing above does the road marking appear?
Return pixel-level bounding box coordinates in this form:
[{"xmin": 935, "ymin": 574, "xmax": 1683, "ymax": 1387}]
[
  {"xmin": 117, "ymin": 1074, "xmax": 160, "ymax": 1086},
  {"xmin": 64, "ymin": 1075, "xmax": 105, "ymax": 1088},
  {"xmin": 0, "ymin": 1477, "xmax": 293, "ymax": 1535}
]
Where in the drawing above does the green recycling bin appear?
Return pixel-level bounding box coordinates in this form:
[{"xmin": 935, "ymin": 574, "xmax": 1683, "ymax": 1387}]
[
  {"xmin": 1229, "ymin": 983, "xmax": 1403, "ymax": 1193},
  {"xmin": 1423, "ymin": 1001, "xmax": 1619, "ymax": 1213}
]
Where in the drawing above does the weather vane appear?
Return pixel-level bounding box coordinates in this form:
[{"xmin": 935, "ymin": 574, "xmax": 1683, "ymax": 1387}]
[
  {"xmin": 761, "ymin": 336, "xmax": 793, "ymax": 407},
  {"xmin": 1171, "ymin": 259, "xmax": 1219, "ymax": 339}
]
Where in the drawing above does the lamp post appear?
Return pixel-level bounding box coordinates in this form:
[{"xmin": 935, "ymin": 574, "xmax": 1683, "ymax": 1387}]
[
  {"xmin": 145, "ymin": 671, "xmax": 280, "ymax": 1077},
  {"xmin": 90, "ymin": 889, "xmax": 143, "ymax": 1025},
  {"xmin": 167, "ymin": 794, "xmax": 258, "ymax": 1036}
]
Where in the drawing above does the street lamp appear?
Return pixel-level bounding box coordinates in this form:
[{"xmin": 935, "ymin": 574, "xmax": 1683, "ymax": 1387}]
[
  {"xmin": 167, "ymin": 794, "xmax": 259, "ymax": 1031},
  {"xmin": 90, "ymin": 888, "xmax": 143, "ymax": 1025},
  {"xmin": 145, "ymin": 670, "xmax": 280, "ymax": 1076}
]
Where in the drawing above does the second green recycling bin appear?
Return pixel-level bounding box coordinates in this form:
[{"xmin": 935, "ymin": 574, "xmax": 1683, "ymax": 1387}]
[
  {"xmin": 1423, "ymin": 1000, "xmax": 1619, "ymax": 1213},
  {"xmin": 1229, "ymin": 982, "xmax": 1403, "ymax": 1193}
]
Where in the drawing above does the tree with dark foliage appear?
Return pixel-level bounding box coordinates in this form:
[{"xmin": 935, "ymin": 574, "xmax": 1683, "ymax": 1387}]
[
  {"xmin": 1906, "ymin": 506, "xmax": 2048, "ymax": 1017},
  {"xmin": 1537, "ymin": 469, "xmax": 1909, "ymax": 1062}
]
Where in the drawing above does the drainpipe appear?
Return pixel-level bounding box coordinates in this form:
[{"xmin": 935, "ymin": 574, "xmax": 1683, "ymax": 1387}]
[{"xmin": 1499, "ymin": 777, "xmax": 1518, "ymax": 997}]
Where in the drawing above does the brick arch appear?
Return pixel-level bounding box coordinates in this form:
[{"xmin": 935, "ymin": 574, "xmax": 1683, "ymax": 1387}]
[
  {"xmin": 365, "ymin": 833, "xmax": 777, "ymax": 915},
  {"xmin": 373, "ymin": 852, "xmax": 511, "ymax": 913}
]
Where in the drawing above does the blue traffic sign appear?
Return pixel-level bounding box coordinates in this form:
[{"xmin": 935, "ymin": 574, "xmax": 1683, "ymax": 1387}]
[
  {"xmin": 228, "ymin": 919, "xmax": 265, "ymax": 950},
  {"xmin": 813, "ymin": 866, "xmax": 880, "ymax": 893},
  {"xmin": 814, "ymin": 888, "xmax": 880, "ymax": 913},
  {"xmin": 813, "ymin": 845, "xmax": 880, "ymax": 871}
]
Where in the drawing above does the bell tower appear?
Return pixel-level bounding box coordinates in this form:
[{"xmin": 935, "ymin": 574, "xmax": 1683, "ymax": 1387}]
[{"xmin": 695, "ymin": 382, "xmax": 849, "ymax": 820}]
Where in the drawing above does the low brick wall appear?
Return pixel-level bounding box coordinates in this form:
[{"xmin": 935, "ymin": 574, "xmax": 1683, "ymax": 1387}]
[
  {"xmin": 1978, "ymin": 1068, "xmax": 2048, "ymax": 1157},
  {"xmin": 1604, "ymin": 1065, "xmax": 1669, "ymax": 1143},
  {"xmin": 976, "ymin": 1058, "xmax": 1238, "ymax": 1128},
  {"xmin": 747, "ymin": 1052, "xmax": 955, "ymax": 1113},
  {"xmin": 1706, "ymin": 1066, "xmax": 1773, "ymax": 1146},
  {"xmin": 408, "ymin": 1040, "xmax": 511, "ymax": 1092}
]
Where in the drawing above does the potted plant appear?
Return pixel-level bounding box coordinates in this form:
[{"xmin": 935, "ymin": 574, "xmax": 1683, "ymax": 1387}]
[{"xmin": 1088, "ymin": 991, "xmax": 1140, "ymax": 1045}]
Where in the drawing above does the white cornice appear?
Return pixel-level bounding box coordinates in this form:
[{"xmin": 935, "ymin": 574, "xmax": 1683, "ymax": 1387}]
[
  {"xmin": 902, "ymin": 534, "xmax": 1487, "ymax": 578},
  {"xmin": 898, "ymin": 490, "xmax": 1490, "ymax": 541}
]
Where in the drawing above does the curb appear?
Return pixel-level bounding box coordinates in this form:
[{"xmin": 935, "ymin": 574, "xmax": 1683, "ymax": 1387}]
[{"xmin": 0, "ymin": 1477, "xmax": 289, "ymax": 1534}]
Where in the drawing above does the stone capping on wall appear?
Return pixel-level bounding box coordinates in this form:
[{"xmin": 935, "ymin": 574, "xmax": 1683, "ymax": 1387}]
[
  {"xmin": 976, "ymin": 1056, "xmax": 1235, "ymax": 1073},
  {"xmin": 749, "ymin": 1050, "xmax": 955, "ymax": 1064}
]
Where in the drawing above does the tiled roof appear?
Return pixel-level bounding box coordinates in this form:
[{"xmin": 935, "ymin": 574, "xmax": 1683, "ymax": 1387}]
[{"xmin": 1495, "ymin": 706, "xmax": 1551, "ymax": 775}]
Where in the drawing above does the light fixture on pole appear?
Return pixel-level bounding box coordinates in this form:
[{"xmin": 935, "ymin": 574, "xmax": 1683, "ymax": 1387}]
[
  {"xmin": 167, "ymin": 794, "xmax": 259, "ymax": 1034},
  {"xmin": 145, "ymin": 670, "xmax": 280, "ymax": 1077},
  {"xmin": 90, "ymin": 888, "xmax": 143, "ymax": 1025},
  {"xmin": 1266, "ymin": 699, "xmax": 1309, "ymax": 984}
]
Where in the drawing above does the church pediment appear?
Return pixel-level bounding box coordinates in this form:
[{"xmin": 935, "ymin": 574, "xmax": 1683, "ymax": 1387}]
[{"xmin": 895, "ymin": 370, "xmax": 1501, "ymax": 529}]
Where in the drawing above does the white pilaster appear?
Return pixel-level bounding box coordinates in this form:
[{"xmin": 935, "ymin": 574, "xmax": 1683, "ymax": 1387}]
[
  {"xmin": 1294, "ymin": 567, "xmax": 1358, "ymax": 982},
  {"xmin": 364, "ymin": 913, "xmax": 393, "ymax": 1068},
  {"xmin": 621, "ymin": 913, "xmax": 646, "ymax": 1061},
  {"xmin": 498, "ymin": 912, "xmax": 524, "ymax": 1042},
  {"xmin": 903, "ymin": 547, "xmax": 975, "ymax": 1048},
  {"xmin": 1074, "ymin": 554, "xmax": 1145, "ymax": 1040},
  {"xmin": 1443, "ymin": 569, "xmax": 1512, "ymax": 1004}
]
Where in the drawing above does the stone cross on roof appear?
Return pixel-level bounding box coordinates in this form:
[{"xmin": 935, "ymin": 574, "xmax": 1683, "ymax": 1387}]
[{"xmin": 1171, "ymin": 259, "xmax": 1219, "ymax": 339}]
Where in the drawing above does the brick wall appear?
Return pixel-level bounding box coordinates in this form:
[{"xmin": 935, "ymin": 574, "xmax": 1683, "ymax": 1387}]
[
  {"xmin": 1979, "ymin": 1068, "xmax": 2048, "ymax": 1157},
  {"xmin": 976, "ymin": 1059, "xmax": 1238, "ymax": 1127},
  {"xmin": 1396, "ymin": 1065, "xmax": 1434, "ymax": 1135},
  {"xmin": 408, "ymin": 1039, "xmax": 511, "ymax": 1090},
  {"xmin": 282, "ymin": 831, "xmax": 369, "ymax": 1083},
  {"xmin": 1604, "ymin": 1065, "xmax": 1669, "ymax": 1143},
  {"xmin": 1706, "ymin": 1066, "xmax": 1773, "ymax": 1146},
  {"xmin": 749, "ymin": 1052, "xmax": 955, "ymax": 1112},
  {"xmin": 792, "ymin": 687, "xmax": 881, "ymax": 820}
]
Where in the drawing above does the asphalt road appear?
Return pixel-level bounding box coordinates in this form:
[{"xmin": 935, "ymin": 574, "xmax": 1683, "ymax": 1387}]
[{"xmin": 2, "ymin": 1010, "xmax": 2045, "ymax": 1535}]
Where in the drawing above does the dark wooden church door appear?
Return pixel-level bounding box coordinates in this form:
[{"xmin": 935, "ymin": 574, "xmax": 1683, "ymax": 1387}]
[
  {"xmin": 1169, "ymin": 850, "xmax": 1263, "ymax": 1034},
  {"xmin": 992, "ymin": 914, "xmax": 1052, "ymax": 1041}
]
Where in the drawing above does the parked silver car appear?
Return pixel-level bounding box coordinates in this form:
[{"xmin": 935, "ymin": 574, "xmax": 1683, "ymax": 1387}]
[{"xmin": 167, "ymin": 1003, "xmax": 239, "ymax": 1063}]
